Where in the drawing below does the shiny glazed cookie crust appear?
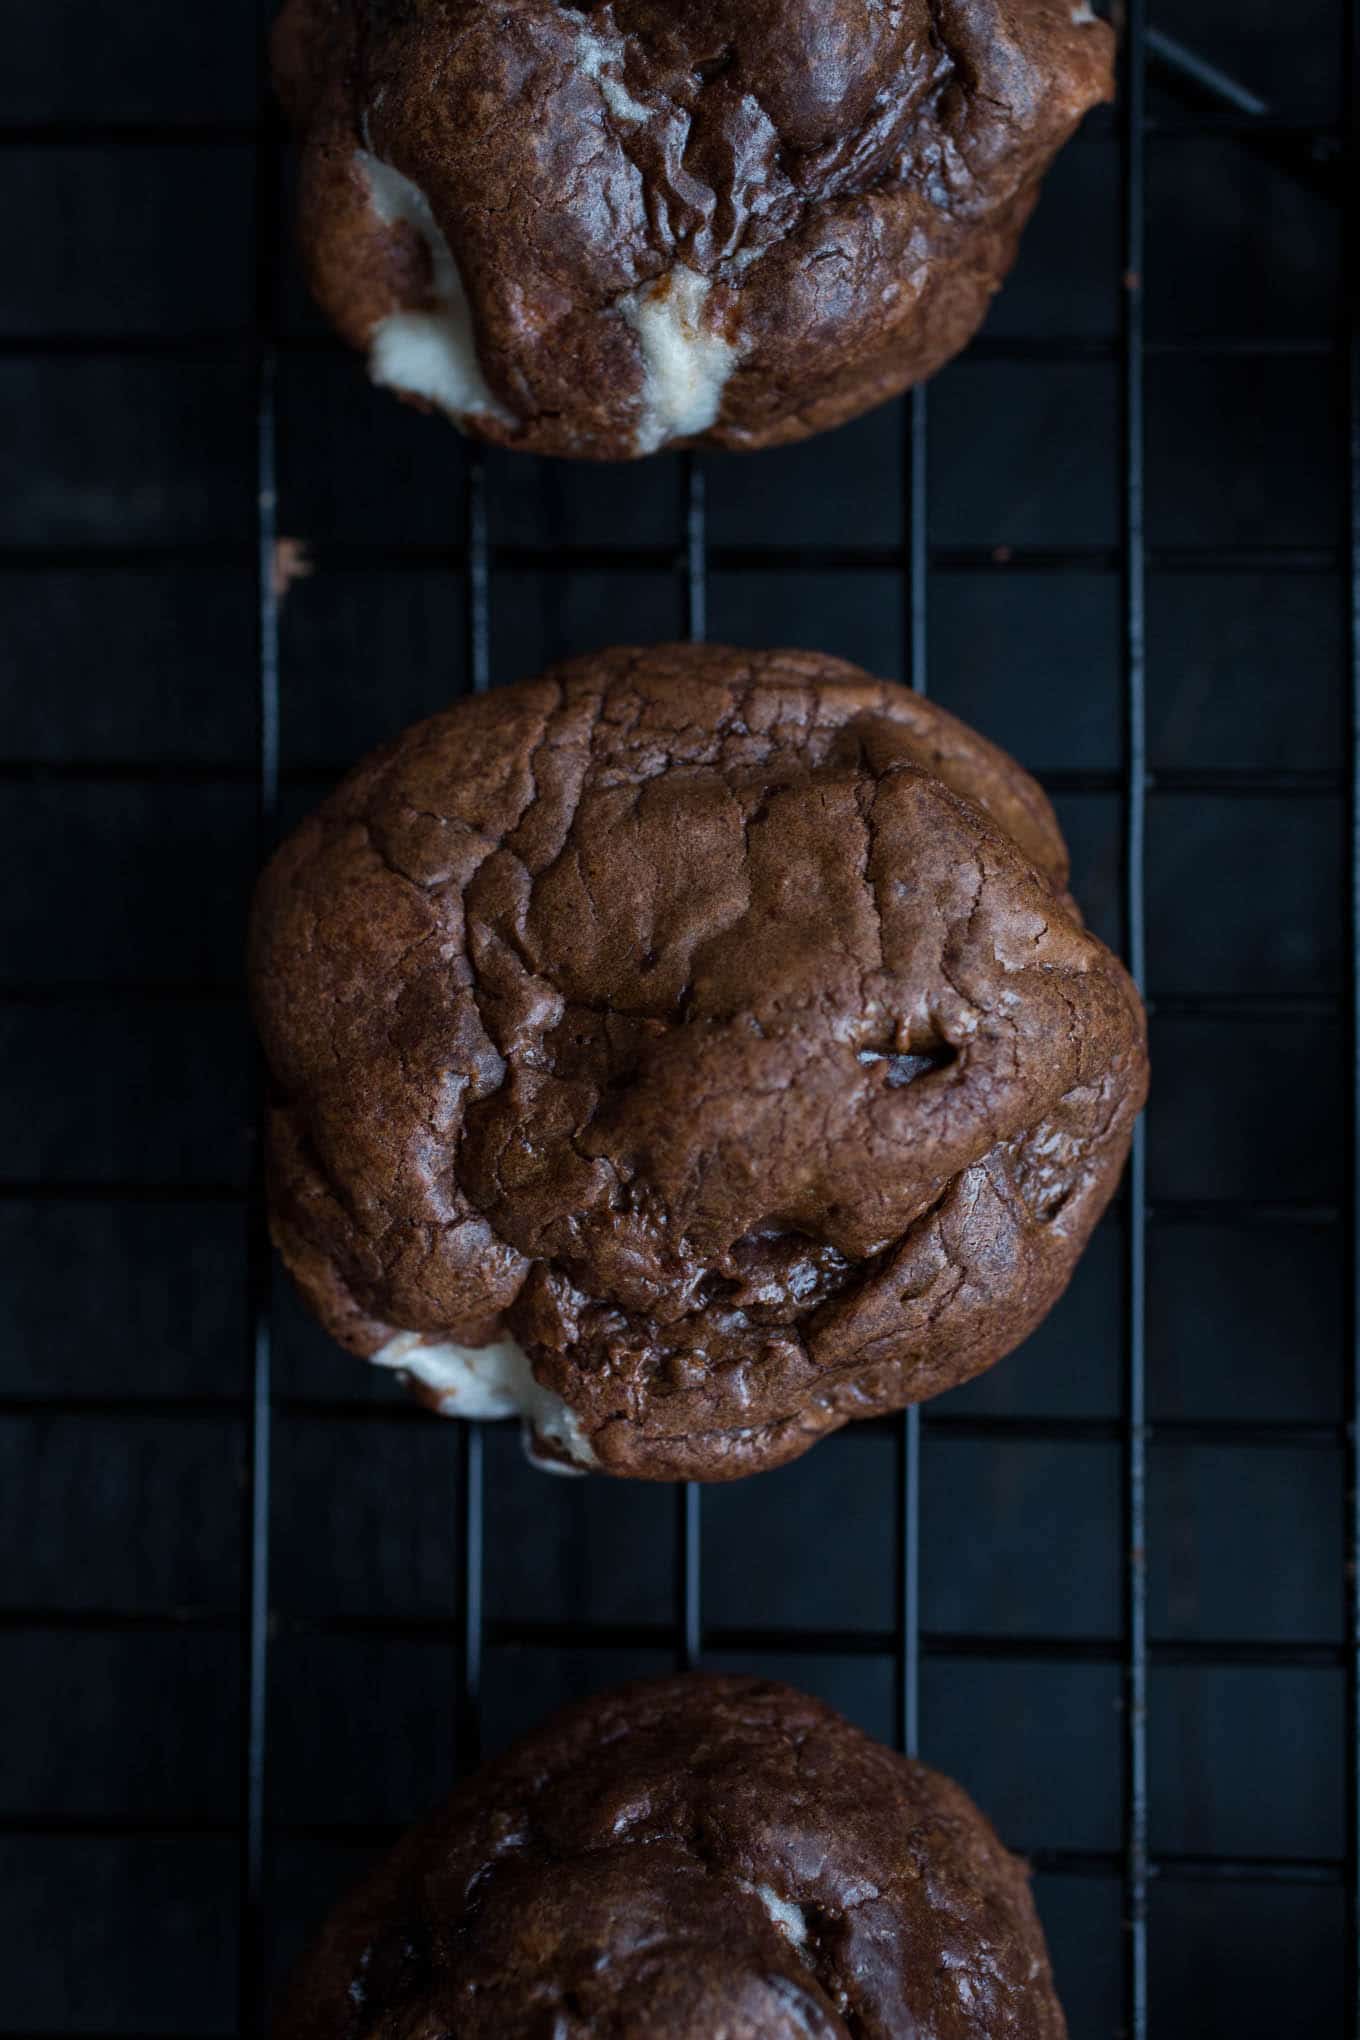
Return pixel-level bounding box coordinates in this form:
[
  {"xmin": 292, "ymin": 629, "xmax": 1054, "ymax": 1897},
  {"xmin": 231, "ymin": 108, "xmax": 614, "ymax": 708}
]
[
  {"xmin": 273, "ymin": 1673, "xmax": 1069, "ymax": 2037},
  {"xmin": 274, "ymin": 0, "xmax": 1114, "ymax": 457},
  {"xmin": 249, "ymin": 645, "xmax": 1147, "ymax": 1480}
]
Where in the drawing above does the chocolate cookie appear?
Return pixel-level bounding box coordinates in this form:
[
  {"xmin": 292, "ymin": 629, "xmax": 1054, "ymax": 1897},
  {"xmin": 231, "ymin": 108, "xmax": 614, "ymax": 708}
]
[
  {"xmin": 274, "ymin": 0, "xmax": 1113, "ymax": 458},
  {"xmin": 249, "ymin": 645, "xmax": 1146, "ymax": 1480},
  {"xmin": 274, "ymin": 1673, "xmax": 1066, "ymax": 2037}
]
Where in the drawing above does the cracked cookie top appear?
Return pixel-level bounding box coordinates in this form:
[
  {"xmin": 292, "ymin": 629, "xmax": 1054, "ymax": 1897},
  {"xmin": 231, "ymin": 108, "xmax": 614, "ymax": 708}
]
[
  {"xmin": 249, "ymin": 645, "xmax": 1147, "ymax": 1480},
  {"xmin": 273, "ymin": 1673, "xmax": 1068, "ymax": 2037},
  {"xmin": 273, "ymin": 0, "xmax": 1114, "ymax": 456}
]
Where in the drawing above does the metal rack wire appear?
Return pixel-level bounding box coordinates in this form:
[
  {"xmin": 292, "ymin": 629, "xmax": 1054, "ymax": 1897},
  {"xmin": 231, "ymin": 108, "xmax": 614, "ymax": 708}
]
[
  {"xmin": 1, "ymin": 1, "xmax": 1356, "ymax": 2035},
  {"xmin": 1346, "ymin": 0, "xmax": 1360, "ymax": 2013},
  {"xmin": 1120, "ymin": 4, "xmax": 1150, "ymax": 2026},
  {"xmin": 240, "ymin": 0, "xmax": 279, "ymax": 2012}
]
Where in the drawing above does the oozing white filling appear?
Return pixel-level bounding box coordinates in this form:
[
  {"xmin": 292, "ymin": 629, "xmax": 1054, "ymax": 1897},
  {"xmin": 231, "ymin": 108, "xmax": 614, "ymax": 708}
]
[
  {"xmin": 620, "ymin": 267, "xmax": 738, "ymax": 454},
  {"xmin": 742, "ymin": 1882, "xmax": 809, "ymax": 1946},
  {"xmin": 576, "ymin": 24, "xmax": 651, "ymax": 123},
  {"xmin": 356, "ymin": 150, "xmax": 516, "ymax": 427},
  {"xmin": 357, "ymin": 152, "xmax": 737, "ymax": 452},
  {"xmin": 1071, "ymin": 1, "xmax": 1097, "ymax": 21},
  {"xmin": 371, "ymin": 1330, "xmax": 598, "ymax": 1471}
]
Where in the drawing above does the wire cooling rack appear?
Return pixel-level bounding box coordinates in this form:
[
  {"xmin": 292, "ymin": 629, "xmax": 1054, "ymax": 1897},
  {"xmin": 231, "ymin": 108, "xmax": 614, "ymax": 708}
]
[{"xmin": 1, "ymin": 0, "xmax": 1356, "ymax": 2034}]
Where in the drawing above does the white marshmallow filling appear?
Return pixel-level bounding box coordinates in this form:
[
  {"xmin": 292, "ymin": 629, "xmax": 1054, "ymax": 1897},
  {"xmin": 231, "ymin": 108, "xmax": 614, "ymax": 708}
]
[
  {"xmin": 575, "ymin": 23, "xmax": 651, "ymax": 124},
  {"xmin": 574, "ymin": 26, "xmax": 742, "ymax": 452},
  {"xmin": 740, "ymin": 1881, "xmax": 809, "ymax": 1946},
  {"xmin": 354, "ymin": 147, "xmax": 741, "ymax": 452},
  {"xmin": 371, "ymin": 1330, "xmax": 598, "ymax": 1473},
  {"xmin": 620, "ymin": 266, "xmax": 740, "ymax": 454},
  {"xmin": 355, "ymin": 150, "xmax": 517, "ymax": 428}
]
